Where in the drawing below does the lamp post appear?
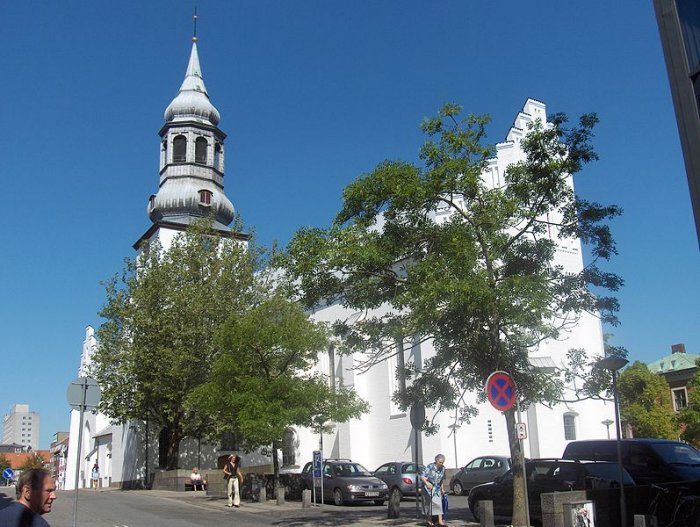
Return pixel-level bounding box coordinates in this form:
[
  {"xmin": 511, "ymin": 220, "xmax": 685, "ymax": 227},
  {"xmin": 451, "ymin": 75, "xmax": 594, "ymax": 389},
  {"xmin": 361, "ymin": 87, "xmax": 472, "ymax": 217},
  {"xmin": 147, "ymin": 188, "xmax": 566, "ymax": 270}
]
[
  {"xmin": 601, "ymin": 419, "xmax": 614, "ymax": 439},
  {"xmin": 597, "ymin": 356, "xmax": 629, "ymax": 527}
]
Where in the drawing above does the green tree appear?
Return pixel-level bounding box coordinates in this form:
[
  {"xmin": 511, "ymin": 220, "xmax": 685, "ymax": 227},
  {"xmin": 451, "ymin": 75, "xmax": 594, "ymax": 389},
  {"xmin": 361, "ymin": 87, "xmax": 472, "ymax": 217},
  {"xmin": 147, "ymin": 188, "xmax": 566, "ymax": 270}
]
[
  {"xmin": 0, "ymin": 454, "xmax": 10, "ymax": 475},
  {"xmin": 677, "ymin": 358, "xmax": 700, "ymax": 447},
  {"xmin": 20, "ymin": 452, "xmax": 47, "ymax": 470},
  {"xmin": 189, "ymin": 293, "xmax": 368, "ymax": 489},
  {"xmin": 617, "ymin": 361, "xmax": 677, "ymax": 438},
  {"xmin": 92, "ymin": 221, "xmax": 261, "ymax": 469},
  {"xmin": 282, "ymin": 104, "xmax": 622, "ymax": 526}
]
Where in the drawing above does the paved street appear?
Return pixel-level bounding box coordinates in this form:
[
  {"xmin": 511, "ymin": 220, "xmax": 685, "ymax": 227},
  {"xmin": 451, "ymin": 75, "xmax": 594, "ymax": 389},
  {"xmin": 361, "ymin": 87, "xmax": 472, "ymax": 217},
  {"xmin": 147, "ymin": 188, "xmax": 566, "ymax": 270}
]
[{"xmin": 1, "ymin": 487, "xmax": 482, "ymax": 527}]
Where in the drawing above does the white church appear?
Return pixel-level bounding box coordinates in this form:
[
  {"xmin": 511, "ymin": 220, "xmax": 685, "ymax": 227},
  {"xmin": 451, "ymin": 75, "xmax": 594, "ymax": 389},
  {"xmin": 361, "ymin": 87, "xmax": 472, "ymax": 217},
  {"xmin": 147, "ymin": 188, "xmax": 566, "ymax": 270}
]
[{"xmin": 65, "ymin": 35, "xmax": 615, "ymax": 490}]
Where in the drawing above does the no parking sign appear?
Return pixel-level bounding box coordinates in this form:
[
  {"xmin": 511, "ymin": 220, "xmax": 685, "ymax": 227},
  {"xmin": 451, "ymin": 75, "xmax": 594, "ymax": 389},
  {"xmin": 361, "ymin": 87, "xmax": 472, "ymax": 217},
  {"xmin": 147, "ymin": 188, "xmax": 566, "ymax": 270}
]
[{"xmin": 485, "ymin": 371, "xmax": 517, "ymax": 412}]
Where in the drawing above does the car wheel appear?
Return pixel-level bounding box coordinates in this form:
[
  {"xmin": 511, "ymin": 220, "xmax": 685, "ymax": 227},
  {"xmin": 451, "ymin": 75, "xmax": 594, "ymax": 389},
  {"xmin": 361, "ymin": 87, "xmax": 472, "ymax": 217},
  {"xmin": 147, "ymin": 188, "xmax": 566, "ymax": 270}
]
[
  {"xmin": 374, "ymin": 499, "xmax": 385, "ymax": 506},
  {"xmin": 333, "ymin": 488, "xmax": 344, "ymax": 506},
  {"xmin": 470, "ymin": 499, "xmax": 480, "ymax": 522},
  {"xmin": 453, "ymin": 480, "xmax": 464, "ymax": 496}
]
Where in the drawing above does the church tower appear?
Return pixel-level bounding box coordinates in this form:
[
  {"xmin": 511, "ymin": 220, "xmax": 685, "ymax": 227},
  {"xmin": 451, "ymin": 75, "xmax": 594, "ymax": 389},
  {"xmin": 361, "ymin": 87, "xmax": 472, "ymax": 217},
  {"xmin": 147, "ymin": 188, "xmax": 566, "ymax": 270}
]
[{"xmin": 135, "ymin": 33, "xmax": 245, "ymax": 249}]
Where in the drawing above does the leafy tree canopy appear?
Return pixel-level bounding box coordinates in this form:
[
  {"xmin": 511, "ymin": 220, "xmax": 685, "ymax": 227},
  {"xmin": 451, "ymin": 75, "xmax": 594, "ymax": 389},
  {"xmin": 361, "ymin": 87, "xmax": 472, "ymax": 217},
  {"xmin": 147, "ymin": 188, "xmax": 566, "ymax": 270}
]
[
  {"xmin": 19, "ymin": 452, "xmax": 47, "ymax": 471},
  {"xmin": 281, "ymin": 103, "xmax": 622, "ymax": 526},
  {"xmin": 188, "ymin": 293, "xmax": 368, "ymax": 487},
  {"xmin": 618, "ymin": 361, "xmax": 677, "ymax": 439},
  {"xmin": 677, "ymin": 358, "xmax": 700, "ymax": 447},
  {"xmin": 92, "ymin": 219, "xmax": 263, "ymax": 469}
]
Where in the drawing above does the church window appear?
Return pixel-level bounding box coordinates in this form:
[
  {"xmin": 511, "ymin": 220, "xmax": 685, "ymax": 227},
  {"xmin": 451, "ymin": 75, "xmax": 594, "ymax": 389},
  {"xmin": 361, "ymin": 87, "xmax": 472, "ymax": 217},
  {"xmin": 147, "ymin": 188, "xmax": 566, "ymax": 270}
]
[
  {"xmin": 173, "ymin": 135, "xmax": 187, "ymax": 163},
  {"xmin": 563, "ymin": 413, "xmax": 577, "ymax": 440},
  {"xmin": 199, "ymin": 190, "xmax": 212, "ymax": 206},
  {"xmin": 282, "ymin": 428, "xmax": 297, "ymax": 467},
  {"xmin": 195, "ymin": 137, "xmax": 208, "ymax": 164},
  {"xmin": 148, "ymin": 195, "xmax": 156, "ymax": 212}
]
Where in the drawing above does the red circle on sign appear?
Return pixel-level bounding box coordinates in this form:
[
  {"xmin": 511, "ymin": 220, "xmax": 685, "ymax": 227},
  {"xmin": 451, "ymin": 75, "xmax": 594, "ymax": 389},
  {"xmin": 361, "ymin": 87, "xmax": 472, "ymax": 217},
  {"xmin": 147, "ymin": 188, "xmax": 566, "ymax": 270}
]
[{"xmin": 486, "ymin": 371, "xmax": 517, "ymax": 412}]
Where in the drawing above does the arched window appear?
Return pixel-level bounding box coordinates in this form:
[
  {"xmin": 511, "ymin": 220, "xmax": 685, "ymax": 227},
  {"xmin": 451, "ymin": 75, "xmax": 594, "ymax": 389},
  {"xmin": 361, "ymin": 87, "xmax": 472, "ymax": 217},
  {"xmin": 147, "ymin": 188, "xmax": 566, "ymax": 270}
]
[
  {"xmin": 282, "ymin": 428, "xmax": 297, "ymax": 467},
  {"xmin": 563, "ymin": 413, "xmax": 577, "ymax": 440},
  {"xmin": 173, "ymin": 135, "xmax": 187, "ymax": 163},
  {"xmin": 148, "ymin": 195, "xmax": 156, "ymax": 212},
  {"xmin": 195, "ymin": 137, "xmax": 208, "ymax": 164},
  {"xmin": 198, "ymin": 189, "xmax": 212, "ymax": 206}
]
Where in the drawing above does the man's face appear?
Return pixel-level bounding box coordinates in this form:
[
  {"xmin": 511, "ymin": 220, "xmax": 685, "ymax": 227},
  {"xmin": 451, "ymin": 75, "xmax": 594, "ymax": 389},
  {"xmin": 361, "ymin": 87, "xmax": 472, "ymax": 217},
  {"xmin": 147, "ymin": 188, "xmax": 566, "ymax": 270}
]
[
  {"xmin": 23, "ymin": 475, "xmax": 56, "ymax": 514},
  {"xmin": 34, "ymin": 475, "xmax": 57, "ymax": 515}
]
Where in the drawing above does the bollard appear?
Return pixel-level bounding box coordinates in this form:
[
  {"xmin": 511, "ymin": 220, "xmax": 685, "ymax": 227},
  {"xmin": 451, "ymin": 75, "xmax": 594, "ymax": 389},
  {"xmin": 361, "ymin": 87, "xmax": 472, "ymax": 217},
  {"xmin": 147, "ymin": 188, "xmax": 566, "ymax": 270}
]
[
  {"xmin": 258, "ymin": 486, "xmax": 266, "ymax": 502},
  {"xmin": 276, "ymin": 486, "xmax": 285, "ymax": 505},
  {"xmin": 302, "ymin": 489, "xmax": 312, "ymax": 508},
  {"xmin": 479, "ymin": 500, "xmax": 494, "ymax": 527},
  {"xmin": 387, "ymin": 488, "xmax": 401, "ymax": 518}
]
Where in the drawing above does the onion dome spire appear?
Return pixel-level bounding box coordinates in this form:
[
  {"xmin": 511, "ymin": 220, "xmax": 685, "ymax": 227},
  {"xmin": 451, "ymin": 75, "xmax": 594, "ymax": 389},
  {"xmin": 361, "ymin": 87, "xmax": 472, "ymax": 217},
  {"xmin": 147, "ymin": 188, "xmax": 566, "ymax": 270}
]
[{"xmin": 164, "ymin": 40, "xmax": 221, "ymax": 125}]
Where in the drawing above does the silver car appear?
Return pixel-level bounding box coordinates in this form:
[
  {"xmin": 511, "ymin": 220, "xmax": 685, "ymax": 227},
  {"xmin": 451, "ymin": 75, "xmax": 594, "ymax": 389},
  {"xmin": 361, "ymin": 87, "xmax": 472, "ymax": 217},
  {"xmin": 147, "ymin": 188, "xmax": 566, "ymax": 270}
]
[
  {"xmin": 450, "ymin": 455, "xmax": 511, "ymax": 495},
  {"xmin": 373, "ymin": 461, "xmax": 425, "ymax": 498}
]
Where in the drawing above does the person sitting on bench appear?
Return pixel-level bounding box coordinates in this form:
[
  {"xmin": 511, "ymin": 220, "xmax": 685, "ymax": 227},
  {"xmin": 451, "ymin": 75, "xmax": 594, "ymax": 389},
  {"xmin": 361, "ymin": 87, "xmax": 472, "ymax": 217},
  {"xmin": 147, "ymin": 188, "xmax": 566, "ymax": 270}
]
[{"xmin": 190, "ymin": 467, "xmax": 205, "ymax": 491}]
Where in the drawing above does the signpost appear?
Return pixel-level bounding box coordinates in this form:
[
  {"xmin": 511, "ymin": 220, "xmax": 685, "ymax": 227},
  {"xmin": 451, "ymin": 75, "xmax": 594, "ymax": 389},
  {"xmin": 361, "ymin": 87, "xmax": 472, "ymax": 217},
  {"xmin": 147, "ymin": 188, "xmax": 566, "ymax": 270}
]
[
  {"xmin": 485, "ymin": 371, "xmax": 530, "ymax": 527},
  {"xmin": 3, "ymin": 467, "xmax": 14, "ymax": 486},
  {"xmin": 312, "ymin": 450, "xmax": 322, "ymax": 505},
  {"xmin": 66, "ymin": 377, "xmax": 101, "ymax": 527},
  {"xmin": 410, "ymin": 403, "xmax": 425, "ymax": 519}
]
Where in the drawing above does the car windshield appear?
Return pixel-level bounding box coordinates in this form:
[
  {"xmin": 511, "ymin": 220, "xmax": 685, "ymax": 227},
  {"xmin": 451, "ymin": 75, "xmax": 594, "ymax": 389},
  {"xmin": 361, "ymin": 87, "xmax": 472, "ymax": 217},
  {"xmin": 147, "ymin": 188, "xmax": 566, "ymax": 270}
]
[
  {"xmin": 650, "ymin": 443, "xmax": 700, "ymax": 466},
  {"xmin": 332, "ymin": 463, "xmax": 371, "ymax": 476}
]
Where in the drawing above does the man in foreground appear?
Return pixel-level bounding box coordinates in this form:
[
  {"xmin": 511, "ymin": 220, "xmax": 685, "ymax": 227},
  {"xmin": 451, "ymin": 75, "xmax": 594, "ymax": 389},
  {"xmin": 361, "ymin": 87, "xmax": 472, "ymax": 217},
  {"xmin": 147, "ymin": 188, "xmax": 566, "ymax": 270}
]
[{"xmin": 0, "ymin": 469, "xmax": 56, "ymax": 526}]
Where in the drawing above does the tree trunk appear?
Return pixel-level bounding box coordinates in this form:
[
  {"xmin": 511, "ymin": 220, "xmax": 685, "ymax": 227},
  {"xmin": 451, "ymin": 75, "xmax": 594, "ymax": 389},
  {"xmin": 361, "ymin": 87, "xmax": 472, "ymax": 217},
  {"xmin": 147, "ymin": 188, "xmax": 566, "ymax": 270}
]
[
  {"xmin": 505, "ymin": 409, "xmax": 528, "ymax": 527},
  {"xmin": 271, "ymin": 440, "xmax": 281, "ymax": 490}
]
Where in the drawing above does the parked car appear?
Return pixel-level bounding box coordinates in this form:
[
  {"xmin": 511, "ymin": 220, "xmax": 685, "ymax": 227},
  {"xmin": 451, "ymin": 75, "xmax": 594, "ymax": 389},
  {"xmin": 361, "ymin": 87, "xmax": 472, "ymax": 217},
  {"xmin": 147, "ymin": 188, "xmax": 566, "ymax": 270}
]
[
  {"xmin": 301, "ymin": 459, "xmax": 389, "ymax": 505},
  {"xmin": 373, "ymin": 461, "xmax": 426, "ymax": 497},
  {"xmin": 468, "ymin": 458, "xmax": 634, "ymax": 524},
  {"xmin": 450, "ymin": 455, "xmax": 511, "ymax": 495},
  {"xmin": 563, "ymin": 438, "xmax": 700, "ymax": 485}
]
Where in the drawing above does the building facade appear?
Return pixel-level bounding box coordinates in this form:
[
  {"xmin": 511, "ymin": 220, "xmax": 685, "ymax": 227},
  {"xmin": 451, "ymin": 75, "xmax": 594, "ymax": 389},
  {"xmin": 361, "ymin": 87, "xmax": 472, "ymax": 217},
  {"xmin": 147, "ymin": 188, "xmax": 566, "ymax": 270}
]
[
  {"xmin": 648, "ymin": 343, "xmax": 698, "ymax": 412},
  {"xmin": 2, "ymin": 404, "xmax": 40, "ymax": 451}
]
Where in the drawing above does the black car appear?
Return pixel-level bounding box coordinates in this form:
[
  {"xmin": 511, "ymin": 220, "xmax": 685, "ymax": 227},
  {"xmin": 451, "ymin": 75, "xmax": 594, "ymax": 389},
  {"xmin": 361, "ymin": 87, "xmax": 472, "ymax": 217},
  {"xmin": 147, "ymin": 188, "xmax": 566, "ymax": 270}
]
[
  {"xmin": 563, "ymin": 438, "xmax": 700, "ymax": 485},
  {"xmin": 468, "ymin": 459, "xmax": 634, "ymax": 524},
  {"xmin": 301, "ymin": 459, "xmax": 389, "ymax": 505},
  {"xmin": 373, "ymin": 461, "xmax": 425, "ymax": 497},
  {"xmin": 450, "ymin": 456, "xmax": 511, "ymax": 495}
]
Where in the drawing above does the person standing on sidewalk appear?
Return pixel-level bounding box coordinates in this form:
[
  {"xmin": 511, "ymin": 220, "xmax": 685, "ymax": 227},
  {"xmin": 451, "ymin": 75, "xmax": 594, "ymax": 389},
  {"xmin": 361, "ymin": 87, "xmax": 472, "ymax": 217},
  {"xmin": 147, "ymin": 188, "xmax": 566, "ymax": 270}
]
[
  {"xmin": 0, "ymin": 468, "xmax": 56, "ymax": 526},
  {"xmin": 420, "ymin": 454, "xmax": 446, "ymax": 527},
  {"xmin": 223, "ymin": 454, "xmax": 242, "ymax": 508},
  {"xmin": 91, "ymin": 463, "xmax": 100, "ymax": 490}
]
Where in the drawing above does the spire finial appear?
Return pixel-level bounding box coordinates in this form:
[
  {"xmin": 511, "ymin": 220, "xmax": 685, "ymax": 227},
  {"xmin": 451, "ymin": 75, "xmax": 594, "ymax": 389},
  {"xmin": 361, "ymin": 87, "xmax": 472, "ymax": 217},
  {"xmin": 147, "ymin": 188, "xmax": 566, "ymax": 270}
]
[{"xmin": 192, "ymin": 5, "xmax": 198, "ymax": 42}]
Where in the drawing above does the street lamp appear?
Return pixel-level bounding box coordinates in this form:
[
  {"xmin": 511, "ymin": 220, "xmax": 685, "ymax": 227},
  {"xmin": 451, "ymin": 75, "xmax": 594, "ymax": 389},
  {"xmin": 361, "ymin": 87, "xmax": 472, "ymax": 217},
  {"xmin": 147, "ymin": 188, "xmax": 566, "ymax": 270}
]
[
  {"xmin": 601, "ymin": 419, "xmax": 614, "ymax": 439},
  {"xmin": 597, "ymin": 356, "xmax": 629, "ymax": 527}
]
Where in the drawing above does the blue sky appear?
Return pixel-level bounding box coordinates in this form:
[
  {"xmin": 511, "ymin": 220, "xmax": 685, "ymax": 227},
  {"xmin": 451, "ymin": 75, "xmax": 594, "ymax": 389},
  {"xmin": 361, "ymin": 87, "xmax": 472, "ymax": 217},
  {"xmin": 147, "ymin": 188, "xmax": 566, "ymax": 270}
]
[{"xmin": 1, "ymin": 1, "xmax": 697, "ymax": 449}]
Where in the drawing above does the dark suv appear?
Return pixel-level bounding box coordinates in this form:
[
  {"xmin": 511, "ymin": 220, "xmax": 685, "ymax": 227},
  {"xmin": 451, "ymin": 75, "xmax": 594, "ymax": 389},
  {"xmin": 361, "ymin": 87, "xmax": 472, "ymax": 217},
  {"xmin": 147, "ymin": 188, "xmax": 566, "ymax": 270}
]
[
  {"xmin": 468, "ymin": 459, "xmax": 634, "ymax": 524},
  {"xmin": 563, "ymin": 439, "xmax": 700, "ymax": 485},
  {"xmin": 301, "ymin": 459, "xmax": 389, "ymax": 506}
]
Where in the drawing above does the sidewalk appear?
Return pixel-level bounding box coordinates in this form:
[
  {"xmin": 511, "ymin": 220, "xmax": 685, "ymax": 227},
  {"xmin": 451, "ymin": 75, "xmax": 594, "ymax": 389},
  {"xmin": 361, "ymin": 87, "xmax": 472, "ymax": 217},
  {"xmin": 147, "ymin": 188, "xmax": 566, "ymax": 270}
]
[{"xmin": 143, "ymin": 489, "xmax": 481, "ymax": 526}]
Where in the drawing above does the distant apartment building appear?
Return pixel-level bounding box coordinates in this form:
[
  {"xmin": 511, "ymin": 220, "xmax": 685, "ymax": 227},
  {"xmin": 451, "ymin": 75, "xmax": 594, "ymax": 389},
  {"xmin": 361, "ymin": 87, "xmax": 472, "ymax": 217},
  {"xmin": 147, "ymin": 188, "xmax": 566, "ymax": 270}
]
[{"xmin": 2, "ymin": 404, "xmax": 40, "ymax": 450}]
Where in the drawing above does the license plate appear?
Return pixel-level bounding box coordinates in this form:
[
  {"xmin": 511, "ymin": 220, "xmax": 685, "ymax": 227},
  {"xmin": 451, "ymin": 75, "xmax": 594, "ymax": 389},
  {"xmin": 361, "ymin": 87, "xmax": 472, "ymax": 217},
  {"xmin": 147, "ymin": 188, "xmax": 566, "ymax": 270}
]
[{"xmin": 365, "ymin": 492, "xmax": 379, "ymax": 497}]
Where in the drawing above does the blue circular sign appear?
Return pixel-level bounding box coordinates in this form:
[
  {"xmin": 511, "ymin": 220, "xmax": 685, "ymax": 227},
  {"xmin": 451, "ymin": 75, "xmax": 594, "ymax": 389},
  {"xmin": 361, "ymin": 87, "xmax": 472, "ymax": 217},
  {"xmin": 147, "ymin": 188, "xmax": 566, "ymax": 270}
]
[{"xmin": 3, "ymin": 468, "xmax": 14, "ymax": 480}]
